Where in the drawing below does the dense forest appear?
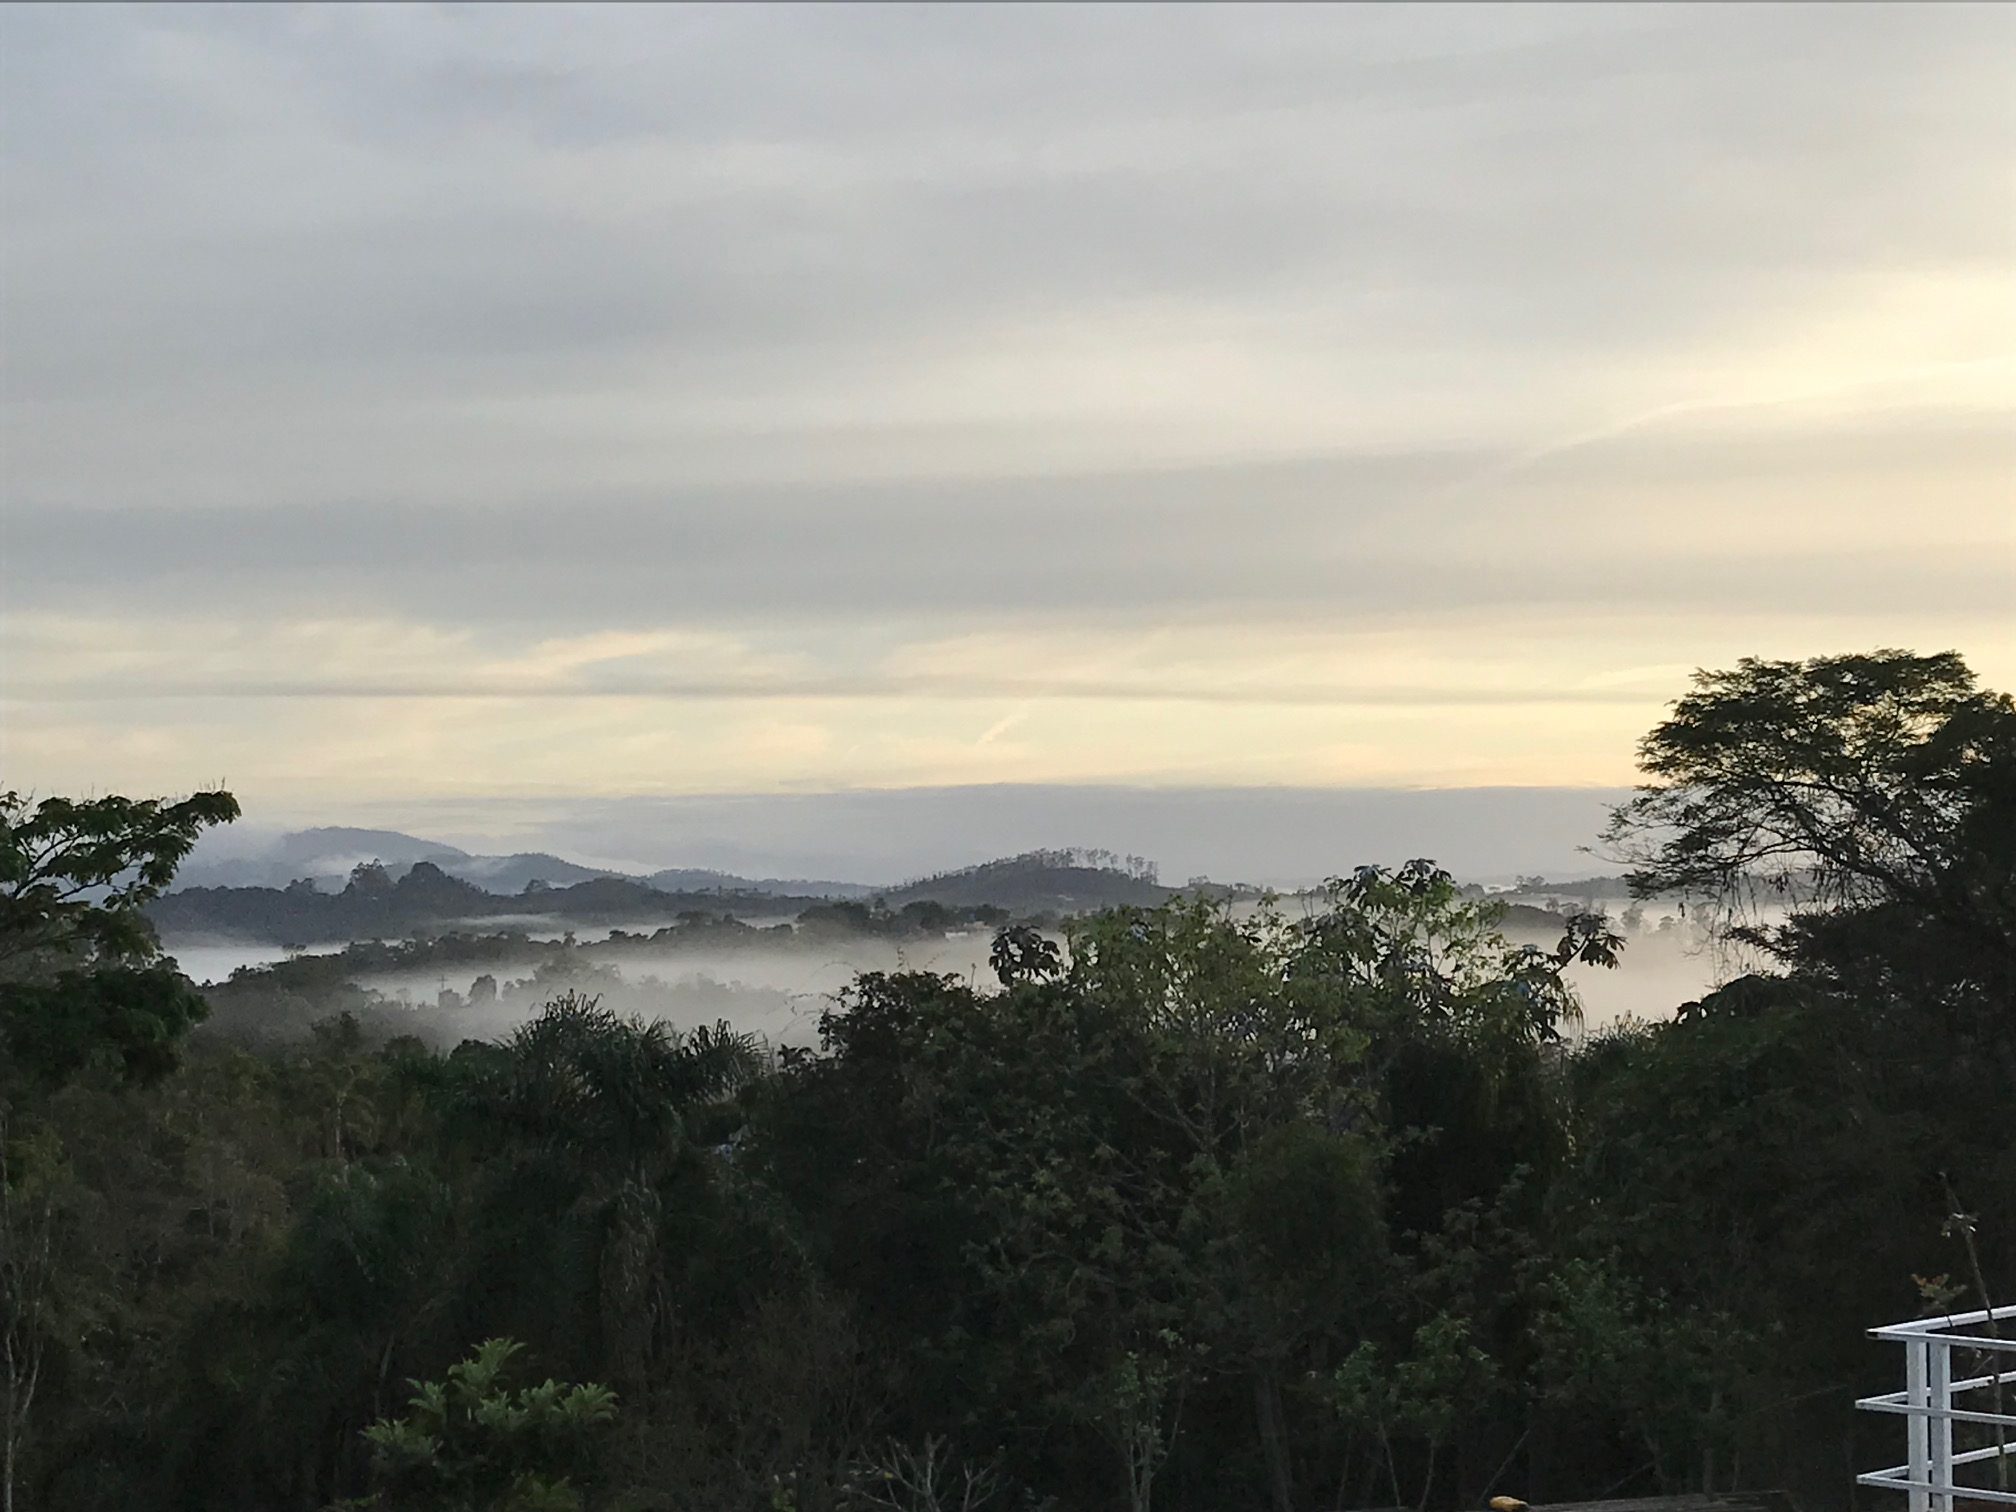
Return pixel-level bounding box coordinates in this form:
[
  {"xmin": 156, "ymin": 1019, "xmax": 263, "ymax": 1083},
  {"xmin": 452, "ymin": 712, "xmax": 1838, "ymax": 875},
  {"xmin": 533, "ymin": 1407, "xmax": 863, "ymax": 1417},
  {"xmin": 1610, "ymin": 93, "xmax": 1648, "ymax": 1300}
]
[{"xmin": 2, "ymin": 650, "xmax": 2011, "ymax": 1512}]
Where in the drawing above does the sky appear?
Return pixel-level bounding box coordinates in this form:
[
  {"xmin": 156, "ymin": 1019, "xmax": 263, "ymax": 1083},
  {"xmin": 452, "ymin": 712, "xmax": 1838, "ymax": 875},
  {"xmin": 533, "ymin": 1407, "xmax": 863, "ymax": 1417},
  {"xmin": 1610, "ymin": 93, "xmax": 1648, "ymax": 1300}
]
[{"xmin": 2, "ymin": 3, "xmax": 2012, "ymax": 880}]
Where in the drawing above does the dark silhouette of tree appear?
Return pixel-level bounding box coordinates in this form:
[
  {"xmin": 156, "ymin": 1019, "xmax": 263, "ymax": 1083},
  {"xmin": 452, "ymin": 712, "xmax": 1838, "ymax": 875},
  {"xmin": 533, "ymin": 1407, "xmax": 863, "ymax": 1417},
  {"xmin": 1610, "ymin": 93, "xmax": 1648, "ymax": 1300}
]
[
  {"xmin": 0, "ymin": 789, "xmax": 239, "ymax": 971},
  {"xmin": 1604, "ymin": 649, "xmax": 2013, "ymax": 944},
  {"xmin": 1604, "ymin": 648, "xmax": 2016, "ymax": 1046},
  {"xmin": 989, "ymin": 924, "xmax": 1062, "ymax": 987},
  {"xmin": 0, "ymin": 789, "xmax": 236, "ymax": 1512},
  {"xmin": 440, "ymin": 993, "xmax": 759, "ymax": 1394}
]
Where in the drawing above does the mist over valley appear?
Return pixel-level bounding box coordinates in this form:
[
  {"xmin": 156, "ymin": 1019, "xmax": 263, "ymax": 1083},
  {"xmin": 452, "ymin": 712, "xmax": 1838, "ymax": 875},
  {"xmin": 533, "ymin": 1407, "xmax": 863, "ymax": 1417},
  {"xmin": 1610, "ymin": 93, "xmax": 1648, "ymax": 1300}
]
[
  {"xmin": 154, "ymin": 822, "xmax": 1741, "ymax": 1046},
  {"xmin": 3, "ymin": 6, "xmax": 2009, "ymax": 1510}
]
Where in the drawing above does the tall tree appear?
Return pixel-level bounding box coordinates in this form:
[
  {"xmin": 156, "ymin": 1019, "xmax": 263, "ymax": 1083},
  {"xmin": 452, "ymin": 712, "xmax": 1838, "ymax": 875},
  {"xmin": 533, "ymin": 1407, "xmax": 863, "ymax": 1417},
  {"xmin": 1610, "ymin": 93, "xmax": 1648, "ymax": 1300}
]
[
  {"xmin": 0, "ymin": 788, "xmax": 236, "ymax": 1512},
  {"xmin": 1604, "ymin": 650, "xmax": 2015, "ymax": 1060},
  {"xmin": 439, "ymin": 993, "xmax": 759, "ymax": 1393},
  {"xmin": 1, "ymin": 788, "xmax": 239, "ymax": 1088},
  {"xmin": 1603, "ymin": 651, "xmax": 2013, "ymax": 952},
  {"xmin": 0, "ymin": 790, "xmax": 239, "ymax": 972}
]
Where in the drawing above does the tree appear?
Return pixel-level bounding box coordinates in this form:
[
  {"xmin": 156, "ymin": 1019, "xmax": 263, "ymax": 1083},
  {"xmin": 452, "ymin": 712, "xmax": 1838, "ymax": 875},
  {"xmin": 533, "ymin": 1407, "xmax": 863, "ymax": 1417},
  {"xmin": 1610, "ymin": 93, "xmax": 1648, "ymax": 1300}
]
[
  {"xmin": 0, "ymin": 789, "xmax": 239, "ymax": 972},
  {"xmin": 1297, "ymin": 861, "xmax": 1617, "ymax": 1055},
  {"xmin": 1, "ymin": 963, "xmax": 213, "ymax": 1091},
  {"xmin": 0, "ymin": 790, "xmax": 235, "ymax": 1512},
  {"xmin": 987, "ymin": 924, "xmax": 1061, "ymax": 988},
  {"xmin": 438, "ymin": 994, "xmax": 759, "ymax": 1394},
  {"xmin": 1579, "ymin": 654, "xmax": 2016, "ymax": 1506},
  {"xmin": 845, "ymin": 1435, "xmax": 1005, "ymax": 1512},
  {"xmin": 356, "ymin": 1337, "xmax": 617, "ymax": 1511},
  {"xmin": 0, "ymin": 1117, "xmax": 67, "ymax": 1512},
  {"xmin": 1, "ymin": 789, "xmax": 238, "ymax": 1088},
  {"xmin": 1604, "ymin": 650, "xmax": 2015, "ymax": 1063},
  {"xmin": 1603, "ymin": 651, "xmax": 2013, "ymax": 954}
]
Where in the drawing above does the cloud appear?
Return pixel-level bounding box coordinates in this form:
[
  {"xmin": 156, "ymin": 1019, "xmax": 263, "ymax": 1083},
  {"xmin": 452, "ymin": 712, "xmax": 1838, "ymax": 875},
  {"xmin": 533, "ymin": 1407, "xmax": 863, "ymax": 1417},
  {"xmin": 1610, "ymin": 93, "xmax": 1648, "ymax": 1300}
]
[
  {"xmin": 6, "ymin": 402, "xmax": 2010, "ymax": 632},
  {"xmin": 2, "ymin": 4, "xmax": 2010, "ymax": 829}
]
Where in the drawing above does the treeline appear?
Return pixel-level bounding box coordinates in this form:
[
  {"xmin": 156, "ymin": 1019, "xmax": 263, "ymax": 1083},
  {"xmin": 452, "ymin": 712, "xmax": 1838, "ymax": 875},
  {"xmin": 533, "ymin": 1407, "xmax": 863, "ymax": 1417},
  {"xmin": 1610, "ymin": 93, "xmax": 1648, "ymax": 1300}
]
[
  {"xmin": 3, "ymin": 650, "xmax": 2013, "ymax": 1512},
  {"xmin": 145, "ymin": 862, "xmax": 832, "ymax": 946},
  {"xmin": 150, "ymin": 856, "xmax": 1130, "ymax": 949}
]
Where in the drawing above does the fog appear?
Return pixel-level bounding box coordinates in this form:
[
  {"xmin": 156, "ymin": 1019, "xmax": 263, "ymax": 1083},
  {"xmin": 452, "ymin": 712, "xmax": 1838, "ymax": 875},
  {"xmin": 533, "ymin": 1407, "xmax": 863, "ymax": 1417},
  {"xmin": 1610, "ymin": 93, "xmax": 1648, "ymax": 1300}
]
[
  {"xmin": 1554, "ymin": 924, "xmax": 1753, "ymax": 1035},
  {"xmin": 351, "ymin": 933, "xmax": 1005, "ymax": 1048},
  {"xmin": 163, "ymin": 938, "xmax": 299, "ymax": 985},
  {"xmin": 356, "ymin": 927, "xmax": 1749, "ymax": 1044},
  {"xmin": 169, "ymin": 894, "xmax": 1766, "ymax": 1053}
]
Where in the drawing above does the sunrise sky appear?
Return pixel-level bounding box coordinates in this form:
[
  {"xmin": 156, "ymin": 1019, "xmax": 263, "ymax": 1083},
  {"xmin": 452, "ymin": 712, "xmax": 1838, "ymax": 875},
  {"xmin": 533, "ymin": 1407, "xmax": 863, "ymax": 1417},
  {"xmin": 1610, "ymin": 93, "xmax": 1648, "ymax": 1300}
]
[{"xmin": 3, "ymin": 3, "xmax": 2011, "ymax": 876}]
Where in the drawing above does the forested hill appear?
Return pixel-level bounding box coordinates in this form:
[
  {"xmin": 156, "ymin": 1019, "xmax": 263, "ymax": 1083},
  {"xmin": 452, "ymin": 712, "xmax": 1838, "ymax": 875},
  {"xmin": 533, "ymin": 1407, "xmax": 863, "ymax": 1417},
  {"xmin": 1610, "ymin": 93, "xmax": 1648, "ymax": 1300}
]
[{"xmin": 883, "ymin": 848, "xmax": 1177, "ymax": 913}]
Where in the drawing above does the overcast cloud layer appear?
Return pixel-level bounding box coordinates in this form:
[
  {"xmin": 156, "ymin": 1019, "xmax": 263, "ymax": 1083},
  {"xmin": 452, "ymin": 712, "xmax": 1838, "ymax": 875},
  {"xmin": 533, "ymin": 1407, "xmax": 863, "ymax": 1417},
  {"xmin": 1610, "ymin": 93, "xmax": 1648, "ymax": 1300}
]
[{"xmin": 3, "ymin": 4, "xmax": 2011, "ymax": 877}]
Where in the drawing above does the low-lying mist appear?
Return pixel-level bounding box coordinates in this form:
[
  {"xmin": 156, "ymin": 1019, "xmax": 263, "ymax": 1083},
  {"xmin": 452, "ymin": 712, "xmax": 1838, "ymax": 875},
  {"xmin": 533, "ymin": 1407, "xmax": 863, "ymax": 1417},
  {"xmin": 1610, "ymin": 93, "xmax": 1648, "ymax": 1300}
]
[
  {"xmin": 174, "ymin": 890, "xmax": 1766, "ymax": 1054},
  {"xmin": 356, "ymin": 932, "xmax": 1004, "ymax": 1047}
]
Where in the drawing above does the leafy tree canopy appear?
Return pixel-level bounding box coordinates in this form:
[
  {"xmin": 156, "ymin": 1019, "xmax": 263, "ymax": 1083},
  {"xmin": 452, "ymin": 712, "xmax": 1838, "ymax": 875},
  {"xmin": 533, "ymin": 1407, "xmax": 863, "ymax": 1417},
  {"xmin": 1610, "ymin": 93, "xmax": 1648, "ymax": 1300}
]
[
  {"xmin": 0, "ymin": 789, "xmax": 240, "ymax": 971},
  {"xmin": 1603, "ymin": 650, "xmax": 2013, "ymax": 928},
  {"xmin": 354, "ymin": 1337, "xmax": 617, "ymax": 1512},
  {"xmin": 1, "ymin": 789, "xmax": 237, "ymax": 1090}
]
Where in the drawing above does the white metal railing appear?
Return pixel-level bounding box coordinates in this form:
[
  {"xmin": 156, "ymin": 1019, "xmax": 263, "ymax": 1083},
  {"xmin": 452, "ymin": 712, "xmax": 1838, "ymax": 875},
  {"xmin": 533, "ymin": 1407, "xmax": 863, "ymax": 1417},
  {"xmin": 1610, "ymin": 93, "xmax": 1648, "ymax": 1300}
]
[{"xmin": 1859, "ymin": 1306, "xmax": 2016, "ymax": 1509}]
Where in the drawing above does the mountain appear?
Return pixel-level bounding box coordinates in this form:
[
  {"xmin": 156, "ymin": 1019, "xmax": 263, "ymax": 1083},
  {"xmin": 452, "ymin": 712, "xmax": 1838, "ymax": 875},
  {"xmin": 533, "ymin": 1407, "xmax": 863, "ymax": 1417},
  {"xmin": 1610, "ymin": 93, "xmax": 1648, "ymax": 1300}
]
[
  {"xmin": 175, "ymin": 827, "xmax": 471, "ymax": 889},
  {"xmin": 171, "ymin": 827, "xmax": 869, "ymax": 898},
  {"xmin": 175, "ymin": 827, "xmax": 627, "ymax": 893},
  {"xmin": 273, "ymin": 827, "xmax": 470, "ymax": 866},
  {"xmin": 446, "ymin": 852, "xmax": 625, "ymax": 892}
]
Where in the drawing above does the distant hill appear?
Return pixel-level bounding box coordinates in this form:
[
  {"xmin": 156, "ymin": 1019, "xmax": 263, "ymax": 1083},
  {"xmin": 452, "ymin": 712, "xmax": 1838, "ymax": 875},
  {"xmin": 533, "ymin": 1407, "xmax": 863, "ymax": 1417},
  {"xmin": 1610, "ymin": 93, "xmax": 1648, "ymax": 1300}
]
[
  {"xmin": 177, "ymin": 827, "xmax": 473, "ymax": 889},
  {"xmin": 148, "ymin": 861, "xmax": 827, "ymax": 945},
  {"xmin": 151, "ymin": 844, "xmax": 1193, "ymax": 943},
  {"xmin": 883, "ymin": 849, "xmax": 1175, "ymax": 915},
  {"xmin": 446, "ymin": 852, "xmax": 623, "ymax": 892},
  {"xmin": 172, "ymin": 827, "xmax": 874, "ymax": 899},
  {"xmin": 275, "ymin": 827, "xmax": 470, "ymax": 866},
  {"xmin": 1500, "ymin": 873, "xmax": 1635, "ymax": 902}
]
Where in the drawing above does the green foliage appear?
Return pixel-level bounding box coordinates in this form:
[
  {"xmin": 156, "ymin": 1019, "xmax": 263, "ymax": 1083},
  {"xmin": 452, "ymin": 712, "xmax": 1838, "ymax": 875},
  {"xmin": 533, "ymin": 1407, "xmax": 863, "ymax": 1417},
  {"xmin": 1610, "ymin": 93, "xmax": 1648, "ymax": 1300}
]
[
  {"xmin": 1531, "ymin": 1257, "xmax": 1736, "ymax": 1494},
  {"xmin": 1, "ymin": 962, "xmax": 212, "ymax": 1088},
  {"xmin": 445, "ymin": 990, "xmax": 759, "ymax": 1170},
  {"xmin": 356, "ymin": 1338, "xmax": 617, "ymax": 1511},
  {"xmin": 1608, "ymin": 650, "xmax": 2011, "ymax": 896},
  {"xmin": 0, "ymin": 789, "xmax": 239, "ymax": 1512},
  {"xmin": 1, "ymin": 788, "xmax": 238, "ymax": 1094},
  {"xmin": 988, "ymin": 924, "xmax": 1062, "ymax": 988},
  {"xmin": 0, "ymin": 788, "xmax": 239, "ymax": 969}
]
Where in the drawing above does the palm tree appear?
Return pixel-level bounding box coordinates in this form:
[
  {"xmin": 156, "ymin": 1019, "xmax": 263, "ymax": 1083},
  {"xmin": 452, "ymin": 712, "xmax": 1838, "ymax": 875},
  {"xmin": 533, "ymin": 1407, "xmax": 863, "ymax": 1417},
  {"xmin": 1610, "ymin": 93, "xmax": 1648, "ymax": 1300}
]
[{"xmin": 449, "ymin": 992, "xmax": 760, "ymax": 1393}]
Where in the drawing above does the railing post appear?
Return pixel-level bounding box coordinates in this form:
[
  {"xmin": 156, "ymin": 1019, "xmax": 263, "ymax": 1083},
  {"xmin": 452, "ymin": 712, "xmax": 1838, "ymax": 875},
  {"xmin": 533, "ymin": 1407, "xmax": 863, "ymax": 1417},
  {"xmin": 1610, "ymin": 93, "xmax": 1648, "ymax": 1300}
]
[
  {"xmin": 1929, "ymin": 1335, "xmax": 1953, "ymax": 1512},
  {"xmin": 1860, "ymin": 1306, "xmax": 2016, "ymax": 1507},
  {"xmin": 1909, "ymin": 1335, "xmax": 1931, "ymax": 1512}
]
